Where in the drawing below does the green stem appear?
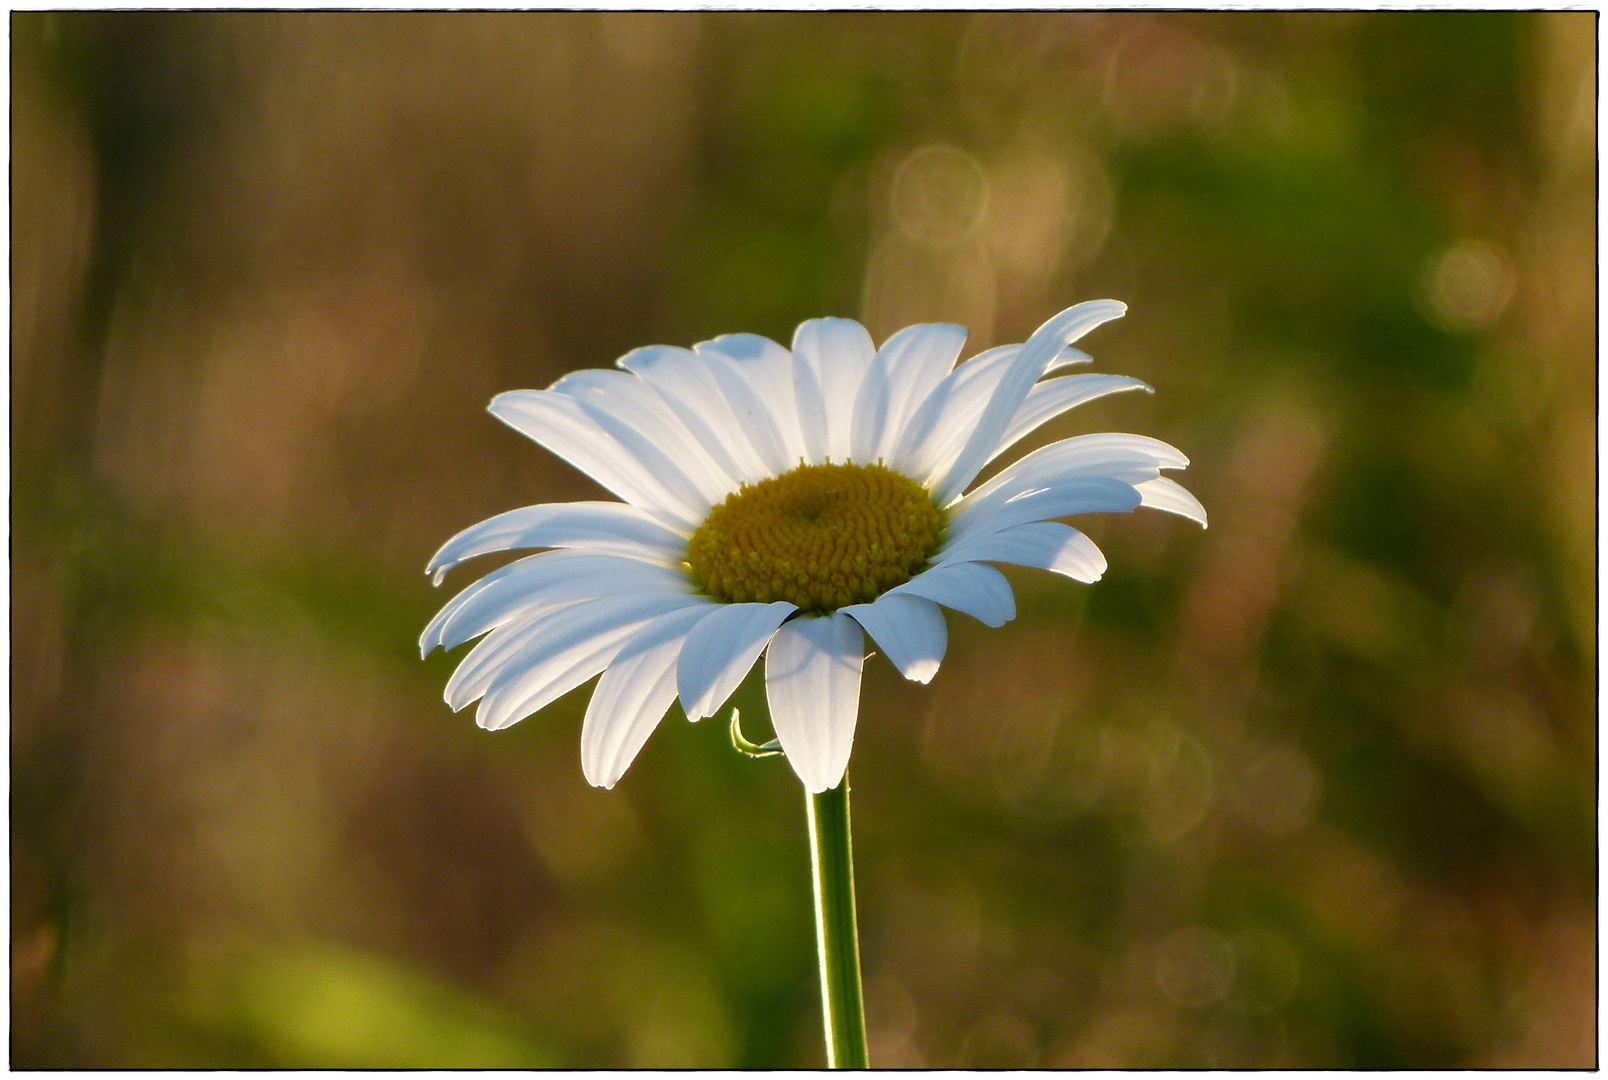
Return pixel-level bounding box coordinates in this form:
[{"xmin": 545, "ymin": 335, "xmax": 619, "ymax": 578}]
[{"xmin": 806, "ymin": 777, "xmax": 869, "ymax": 1069}]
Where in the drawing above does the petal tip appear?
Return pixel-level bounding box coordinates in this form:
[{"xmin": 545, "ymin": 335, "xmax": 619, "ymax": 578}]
[{"xmin": 798, "ymin": 766, "xmax": 845, "ymax": 795}]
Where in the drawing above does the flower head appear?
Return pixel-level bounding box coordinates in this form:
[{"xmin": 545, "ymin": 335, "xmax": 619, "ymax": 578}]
[{"xmin": 422, "ymin": 302, "xmax": 1205, "ymax": 792}]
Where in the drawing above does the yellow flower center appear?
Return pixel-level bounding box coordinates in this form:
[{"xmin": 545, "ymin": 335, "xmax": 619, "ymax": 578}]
[{"xmin": 687, "ymin": 462, "xmax": 945, "ymax": 613}]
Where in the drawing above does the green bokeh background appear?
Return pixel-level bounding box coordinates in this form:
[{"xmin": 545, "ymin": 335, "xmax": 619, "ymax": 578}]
[{"xmin": 12, "ymin": 11, "xmax": 1594, "ymax": 1068}]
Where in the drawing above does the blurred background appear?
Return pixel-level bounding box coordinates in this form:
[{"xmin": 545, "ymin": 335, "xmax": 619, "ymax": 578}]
[{"xmin": 11, "ymin": 11, "xmax": 1595, "ymax": 1068}]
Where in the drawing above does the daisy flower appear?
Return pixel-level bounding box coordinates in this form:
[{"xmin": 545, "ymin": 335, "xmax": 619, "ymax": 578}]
[{"xmin": 421, "ymin": 300, "xmax": 1205, "ymax": 794}]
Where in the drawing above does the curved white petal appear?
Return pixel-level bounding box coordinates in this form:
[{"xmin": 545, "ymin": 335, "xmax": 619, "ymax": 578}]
[
  {"xmin": 1136, "ymin": 476, "xmax": 1209, "ymax": 527},
  {"xmin": 944, "ymin": 477, "xmax": 1146, "ymax": 547},
  {"xmin": 694, "ymin": 333, "xmax": 787, "ymax": 362},
  {"xmin": 695, "ymin": 334, "xmax": 808, "ymax": 467},
  {"xmin": 790, "ymin": 345, "xmax": 829, "ymax": 465},
  {"xmin": 426, "ymin": 501, "xmax": 688, "ymax": 583},
  {"xmin": 889, "ymin": 343, "xmax": 1021, "ymax": 481},
  {"xmin": 850, "ymin": 323, "xmax": 967, "ymax": 466},
  {"xmin": 552, "ymin": 392, "xmax": 714, "ymax": 525},
  {"xmin": 885, "ymin": 561, "xmax": 1016, "ymax": 628},
  {"xmin": 891, "ymin": 341, "xmax": 1098, "ymax": 484},
  {"xmin": 423, "ymin": 552, "xmax": 696, "ymax": 657},
  {"xmin": 472, "ymin": 593, "xmax": 712, "ymax": 731},
  {"xmin": 701, "ymin": 351, "xmax": 795, "ymax": 477},
  {"xmin": 792, "ymin": 318, "xmax": 876, "ymax": 464},
  {"xmin": 424, "ymin": 557, "xmax": 535, "ymax": 655},
  {"xmin": 842, "ymin": 593, "xmax": 947, "ymax": 684},
  {"xmin": 675, "ymin": 600, "xmax": 798, "ymax": 721},
  {"xmin": 847, "ymin": 349, "xmax": 891, "ymax": 466},
  {"xmin": 935, "ymin": 521, "xmax": 1107, "ymax": 583},
  {"xmin": 933, "ymin": 300, "xmax": 1128, "ymax": 505},
  {"xmin": 488, "ymin": 391, "xmax": 704, "ymax": 531},
  {"xmin": 552, "ymin": 368, "xmax": 737, "ymax": 503},
  {"xmin": 950, "ymin": 432, "xmax": 1189, "ymax": 535},
  {"xmin": 765, "ymin": 613, "xmax": 865, "ymax": 793},
  {"xmin": 581, "ymin": 604, "xmax": 717, "ymax": 789},
  {"xmin": 618, "ymin": 345, "xmax": 771, "ymax": 485},
  {"xmin": 444, "ymin": 599, "xmax": 591, "ymax": 711},
  {"xmin": 993, "ymin": 374, "xmax": 1153, "ymax": 463}
]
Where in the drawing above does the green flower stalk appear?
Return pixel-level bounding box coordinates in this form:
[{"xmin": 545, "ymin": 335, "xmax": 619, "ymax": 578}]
[{"xmin": 421, "ymin": 301, "xmax": 1204, "ymax": 1066}]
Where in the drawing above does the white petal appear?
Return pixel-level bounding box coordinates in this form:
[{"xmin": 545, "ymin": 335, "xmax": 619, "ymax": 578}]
[
  {"xmin": 549, "ymin": 391, "xmax": 714, "ymax": 525},
  {"xmin": 701, "ymin": 351, "xmax": 795, "ymax": 476},
  {"xmin": 885, "ymin": 562, "xmax": 1016, "ymax": 628},
  {"xmin": 993, "ymin": 374, "xmax": 1152, "ymax": 463},
  {"xmin": 423, "ymin": 552, "xmax": 696, "ymax": 657},
  {"xmin": 695, "ymin": 334, "xmax": 809, "ymax": 467},
  {"xmin": 581, "ymin": 604, "xmax": 717, "ymax": 789},
  {"xmin": 842, "ymin": 594, "xmax": 947, "ymax": 684},
  {"xmin": 552, "ymin": 368, "xmax": 737, "ymax": 503},
  {"xmin": 847, "ymin": 348, "xmax": 892, "ymax": 466},
  {"xmin": 1047, "ymin": 346, "xmax": 1095, "ymax": 372},
  {"xmin": 618, "ymin": 345, "xmax": 771, "ymax": 485},
  {"xmin": 424, "ymin": 558, "xmax": 530, "ymax": 655},
  {"xmin": 1136, "ymin": 476, "xmax": 1209, "ymax": 527},
  {"xmin": 488, "ymin": 391, "xmax": 704, "ymax": 531},
  {"xmin": 425, "ymin": 501, "xmax": 688, "ymax": 583},
  {"xmin": 471, "ymin": 593, "xmax": 712, "ymax": 731},
  {"xmin": 789, "ymin": 341, "xmax": 830, "ymax": 465},
  {"xmin": 444, "ymin": 599, "xmax": 591, "ymax": 711},
  {"xmin": 676, "ymin": 600, "xmax": 798, "ymax": 721},
  {"xmin": 695, "ymin": 332, "xmax": 788, "ymax": 368},
  {"xmin": 792, "ymin": 318, "xmax": 876, "ymax": 464},
  {"xmin": 944, "ymin": 477, "xmax": 1145, "ymax": 546},
  {"xmin": 932, "ymin": 300, "xmax": 1128, "ymax": 505},
  {"xmin": 949, "ymin": 432, "xmax": 1189, "ymax": 537},
  {"xmin": 889, "ymin": 343, "xmax": 1021, "ymax": 481},
  {"xmin": 849, "ymin": 323, "xmax": 967, "ymax": 465},
  {"xmin": 890, "ymin": 339, "xmax": 1097, "ymax": 486},
  {"xmin": 936, "ymin": 521, "xmax": 1108, "ymax": 583},
  {"xmin": 765, "ymin": 613, "xmax": 865, "ymax": 793}
]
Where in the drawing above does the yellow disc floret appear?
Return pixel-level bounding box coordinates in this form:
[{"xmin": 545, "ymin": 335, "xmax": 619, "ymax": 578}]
[{"xmin": 687, "ymin": 462, "xmax": 945, "ymax": 613}]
